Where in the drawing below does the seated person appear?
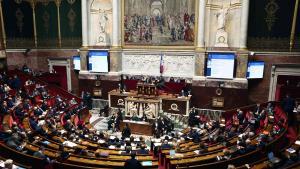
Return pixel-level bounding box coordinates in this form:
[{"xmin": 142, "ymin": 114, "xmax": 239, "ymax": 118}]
[
  {"xmin": 69, "ymin": 98, "xmax": 78, "ymax": 105},
  {"xmin": 217, "ymin": 149, "xmax": 231, "ymax": 161},
  {"xmin": 5, "ymin": 133, "xmax": 26, "ymax": 151},
  {"xmin": 95, "ymin": 151, "xmax": 109, "ymax": 158},
  {"xmin": 131, "ymin": 112, "xmax": 140, "ymax": 121},
  {"xmin": 124, "ymin": 152, "xmax": 143, "ymax": 169},
  {"xmin": 161, "ymin": 140, "xmax": 172, "ymax": 149},
  {"xmin": 107, "ymin": 114, "xmax": 116, "ymax": 130},
  {"xmin": 40, "ymin": 100, "xmax": 49, "ymax": 111},
  {"xmin": 33, "ymin": 146, "xmax": 47, "ymax": 159},
  {"xmin": 137, "ymin": 145, "xmax": 149, "ymax": 155},
  {"xmin": 245, "ymin": 139, "xmax": 256, "ymax": 153},
  {"xmin": 198, "ymin": 142, "xmax": 208, "ymax": 154},
  {"xmin": 33, "ymin": 106, "xmax": 43, "ymax": 116}
]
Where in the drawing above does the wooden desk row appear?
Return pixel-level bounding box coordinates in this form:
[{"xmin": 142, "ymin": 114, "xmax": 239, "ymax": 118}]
[{"xmin": 173, "ymin": 126, "xmax": 287, "ymax": 169}]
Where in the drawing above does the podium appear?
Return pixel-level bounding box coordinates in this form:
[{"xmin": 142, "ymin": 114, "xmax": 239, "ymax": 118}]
[
  {"xmin": 125, "ymin": 97, "xmax": 160, "ymax": 119},
  {"xmin": 108, "ymin": 90, "xmax": 191, "ymax": 116},
  {"xmin": 137, "ymin": 83, "xmax": 157, "ymax": 96}
]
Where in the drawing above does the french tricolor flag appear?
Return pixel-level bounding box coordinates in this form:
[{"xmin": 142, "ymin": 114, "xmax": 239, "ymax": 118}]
[{"xmin": 160, "ymin": 54, "xmax": 164, "ymax": 74}]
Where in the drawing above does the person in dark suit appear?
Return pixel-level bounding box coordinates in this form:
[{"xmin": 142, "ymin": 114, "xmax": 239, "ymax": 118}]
[
  {"xmin": 124, "ymin": 152, "xmax": 143, "ymax": 169},
  {"xmin": 108, "ymin": 114, "xmax": 116, "ymax": 130},
  {"xmin": 188, "ymin": 108, "xmax": 198, "ymax": 127},
  {"xmin": 11, "ymin": 75, "xmax": 21, "ymax": 90},
  {"xmin": 161, "ymin": 140, "xmax": 172, "ymax": 149},
  {"xmin": 115, "ymin": 109, "xmax": 123, "ymax": 131},
  {"xmin": 281, "ymin": 94, "xmax": 296, "ymax": 125},
  {"xmin": 122, "ymin": 123, "xmax": 131, "ymax": 138},
  {"xmin": 33, "ymin": 146, "xmax": 47, "ymax": 159},
  {"xmin": 198, "ymin": 142, "xmax": 208, "ymax": 154},
  {"xmin": 191, "ymin": 130, "xmax": 201, "ymax": 143},
  {"xmin": 137, "ymin": 145, "xmax": 149, "ymax": 155},
  {"xmin": 237, "ymin": 109, "xmax": 245, "ymax": 125}
]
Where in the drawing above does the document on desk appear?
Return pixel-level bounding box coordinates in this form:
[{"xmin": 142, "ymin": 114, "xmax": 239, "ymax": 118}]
[
  {"xmin": 63, "ymin": 141, "xmax": 77, "ymax": 147},
  {"xmin": 142, "ymin": 161, "xmax": 152, "ymax": 166}
]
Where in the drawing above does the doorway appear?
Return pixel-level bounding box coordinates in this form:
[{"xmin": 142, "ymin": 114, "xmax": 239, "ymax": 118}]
[{"xmin": 48, "ymin": 59, "xmax": 72, "ymax": 92}]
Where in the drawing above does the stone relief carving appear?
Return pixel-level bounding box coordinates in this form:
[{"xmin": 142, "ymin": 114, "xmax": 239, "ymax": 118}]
[
  {"xmin": 122, "ymin": 54, "xmax": 161, "ymax": 75},
  {"xmin": 122, "ymin": 54, "xmax": 195, "ymax": 77},
  {"xmin": 163, "ymin": 55, "xmax": 195, "ymax": 77}
]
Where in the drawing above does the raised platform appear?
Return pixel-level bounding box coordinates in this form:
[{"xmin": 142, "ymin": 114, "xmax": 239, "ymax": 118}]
[{"xmin": 120, "ymin": 120, "xmax": 153, "ymax": 136}]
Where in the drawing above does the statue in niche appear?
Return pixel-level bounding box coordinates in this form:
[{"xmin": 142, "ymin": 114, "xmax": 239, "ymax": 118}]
[
  {"xmin": 216, "ymin": 6, "xmax": 229, "ymax": 31},
  {"xmin": 99, "ymin": 11, "xmax": 108, "ymax": 33},
  {"xmin": 90, "ymin": 8, "xmax": 112, "ymax": 45},
  {"xmin": 214, "ymin": 3, "xmax": 232, "ymax": 48}
]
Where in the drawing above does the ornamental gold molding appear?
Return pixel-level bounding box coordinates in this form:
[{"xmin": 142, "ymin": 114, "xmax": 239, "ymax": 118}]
[
  {"xmin": 42, "ymin": 11, "xmax": 50, "ymax": 34},
  {"xmin": 14, "ymin": 0, "xmax": 23, "ymax": 4},
  {"xmin": 15, "ymin": 8, "xmax": 24, "ymax": 33},
  {"xmin": 67, "ymin": 8, "xmax": 76, "ymax": 32},
  {"xmin": 264, "ymin": 0, "xmax": 279, "ymax": 31},
  {"xmin": 67, "ymin": 0, "xmax": 76, "ymax": 5},
  {"xmin": 206, "ymin": 2, "xmax": 241, "ymax": 10}
]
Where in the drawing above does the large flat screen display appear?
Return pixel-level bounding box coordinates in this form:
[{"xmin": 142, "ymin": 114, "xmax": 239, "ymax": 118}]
[
  {"xmin": 73, "ymin": 55, "xmax": 80, "ymax": 70},
  {"xmin": 88, "ymin": 51, "xmax": 109, "ymax": 73},
  {"xmin": 206, "ymin": 53, "xmax": 235, "ymax": 79},
  {"xmin": 247, "ymin": 61, "xmax": 264, "ymax": 79}
]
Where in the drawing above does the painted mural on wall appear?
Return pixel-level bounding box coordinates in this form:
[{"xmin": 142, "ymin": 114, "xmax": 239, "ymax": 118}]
[
  {"xmin": 123, "ymin": 0, "xmax": 196, "ymax": 46},
  {"xmin": 89, "ymin": 0, "xmax": 112, "ymax": 46}
]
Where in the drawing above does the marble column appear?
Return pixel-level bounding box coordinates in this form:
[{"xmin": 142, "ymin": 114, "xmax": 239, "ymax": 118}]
[
  {"xmin": 112, "ymin": 0, "xmax": 121, "ymax": 48},
  {"xmin": 196, "ymin": 0, "xmax": 206, "ymax": 50},
  {"xmin": 81, "ymin": 0, "xmax": 88, "ymax": 47},
  {"xmin": 79, "ymin": 50, "xmax": 88, "ymax": 71},
  {"xmin": 194, "ymin": 52, "xmax": 205, "ymax": 77},
  {"xmin": 195, "ymin": 0, "xmax": 206, "ymax": 77},
  {"xmin": 239, "ymin": 0, "xmax": 250, "ymax": 49},
  {"xmin": 110, "ymin": 0, "xmax": 122, "ymax": 75},
  {"xmin": 236, "ymin": 51, "xmax": 248, "ymax": 78}
]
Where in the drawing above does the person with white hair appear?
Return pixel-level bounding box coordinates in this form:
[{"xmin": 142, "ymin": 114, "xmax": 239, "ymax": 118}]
[{"xmin": 3, "ymin": 159, "xmax": 13, "ymax": 169}]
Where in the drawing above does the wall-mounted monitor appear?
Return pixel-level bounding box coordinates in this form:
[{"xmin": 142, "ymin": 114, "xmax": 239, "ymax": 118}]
[
  {"xmin": 206, "ymin": 53, "xmax": 235, "ymax": 79},
  {"xmin": 88, "ymin": 50, "xmax": 109, "ymax": 73},
  {"xmin": 247, "ymin": 61, "xmax": 264, "ymax": 79},
  {"xmin": 73, "ymin": 55, "xmax": 81, "ymax": 70}
]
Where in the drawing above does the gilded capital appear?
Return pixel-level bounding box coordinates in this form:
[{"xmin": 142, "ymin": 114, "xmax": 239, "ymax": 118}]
[
  {"xmin": 55, "ymin": 0, "xmax": 61, "ymax": 6},
  {"xmin": 30, "ymin": 0, "xmax": 36, "ymax": 9}
]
